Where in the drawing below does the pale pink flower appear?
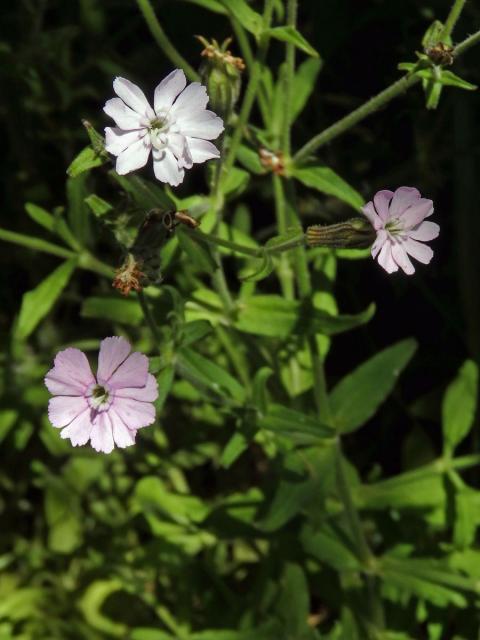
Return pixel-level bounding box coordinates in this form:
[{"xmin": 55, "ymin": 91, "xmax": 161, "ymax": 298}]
[
  {"xmin": 104, "ymin": 69, "xmax": 224, "ymax": 186},
  {"xmin": 362, "ymin": 186, "xmax": 440, "ymax": 275},
  {"xmin": 45, "ymin": 337, "xmax": 158, "ymax": 454}
]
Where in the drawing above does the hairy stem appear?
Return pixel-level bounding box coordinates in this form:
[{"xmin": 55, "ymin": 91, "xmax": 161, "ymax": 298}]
[
  {"xmin": 221, "ymin": 0, "xmax": 275, "ymax": 178},
  {"xmin": 136, "ymin": 0, "xmax": 199, "ymax": 82},
  {"xmin": 441, "ymin": 0, "xmax": 467, "ymax": 40}
]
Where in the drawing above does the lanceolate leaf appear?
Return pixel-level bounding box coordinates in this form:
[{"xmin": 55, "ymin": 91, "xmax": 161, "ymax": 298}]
[
  {"xmin": 266, "ymin": 26, "xmax": 319, "ymax": 57},
  {"xmin": 15, "ymin": 258, "xmax": 77, "ymax": 340},
  {"xmin": 292, "ymin": 164, "xmax": 364, "ymax": 210},
  {"xmin": 218, "ymin": 0, "xmax": 263, "ymax": 36},
  {"xmin": 290, "ymin": 58, "xmax": 323, "ymax": 122},
  {"xmin": 442, "ymin": 360, "xmax": 478, "ymax": 454},
  {"xmin": 330, "ymin": 339, "xmax": 417, "ymax": 433},
  {"xmin": 235, "ymin": 294, "xmax": 374, "ymax": 338}
]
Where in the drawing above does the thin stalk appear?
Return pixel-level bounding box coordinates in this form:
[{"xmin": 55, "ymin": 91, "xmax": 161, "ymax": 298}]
[
  {"xmin": 221, "ymin": 0, "xmax": 276, "ymax": 179},
  {"xmin": 281, "ymin": 0, "xmax": 297, "ymax": 155},
  {"xmin": 273, "ymin": 175, "xmax": 295, "ymax": 299},
  {"xmin": 294, "ymin": 29, "xmax": 480, "ymax": 163},
  {"xmin": 136, "ymin": 0, "xmax": 199, "ymax": 82},
  {"xmin": 441, "ymin": 0, "xmax": 467, "ymax": 40},
  {"xmin": 185, "ymin": 226, "xmax": 305, "ymax": 258},
  {"xmin": 335, "ymin": 442, "xmax": 385, "ymax": 635},
  {"xmin": 455, "ymin": 29, "xmax": 480, "ymax": 56},
  {"xmin": 294, "ymin": 73, "xmax": 421, "ymax": 162},
  {"xmin": 137, "ymin": 290, "xmax": 162, "ymax": 353}
]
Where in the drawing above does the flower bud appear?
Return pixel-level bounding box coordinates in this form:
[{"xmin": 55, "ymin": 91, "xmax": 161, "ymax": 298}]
[
  {"xmin": 306, "ymin": 218, "xmax": 376, "ymax": 249},
  {"xmin": 197, "ymin": 36, "xmax": 244, "ymax": 119}
]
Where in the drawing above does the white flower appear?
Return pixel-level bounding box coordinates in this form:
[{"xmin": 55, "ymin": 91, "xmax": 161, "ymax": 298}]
[{"xmin": 103, "ymin": 70, "xmax": 224, "ymax": 186}]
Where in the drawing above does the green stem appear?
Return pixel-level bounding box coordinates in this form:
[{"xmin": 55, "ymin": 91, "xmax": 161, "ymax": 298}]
[
  {"xmin": 221, "ymin": 0, "xmax": 275, "ymax": 178},
  {"xmin": 281, "ymin": 0, "xmax": 297, "ymax": 155},
  {"xmin": 455, "ymin": 29, "xmax": 480, "ymax": 56},
  {"xmin": 137, "ymin": 290, "xmax": 162, "ymax": 353},
  {"xmin": 216, "ymin": 325, "xmax": 251, "ymax": 391},
  {"xmin": 441, "ymin": 0, "xmax": 467, "ymax": 40},
  {"xmin": 294, "ymin": 73, "xmax": 421, "ymax": 163},
  {"xmin": 136, "ymin": 0, "xmax": 199, "ymax": 82},
  {"xmin": 335, "ymin": 442, "xmax": 384, "ymax": 635},
  {"xmin": 273, "ymin": 175, "xmax": 295, "ymax": 299},
  {"xmin": 186, "ymin": 226, "xmax": 305, "ymax": 258}
]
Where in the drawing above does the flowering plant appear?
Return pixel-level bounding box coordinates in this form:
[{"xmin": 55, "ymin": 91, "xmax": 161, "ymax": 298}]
[{"xmin": 1, "ymin": 1, "xmax": 480, "ymax": 639}]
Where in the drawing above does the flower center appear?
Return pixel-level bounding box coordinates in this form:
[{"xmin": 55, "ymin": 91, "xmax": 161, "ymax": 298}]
[
  {"xmin": 87, "ymin": 383, "xmax": 112, "ymax": 411},
  {"xmin": 148, "ymin": 114, "xmax": 171, "ymax": 151},
  {"xmin": 385, "ymin": 217, "xmax": 404, "ymax": 237}
]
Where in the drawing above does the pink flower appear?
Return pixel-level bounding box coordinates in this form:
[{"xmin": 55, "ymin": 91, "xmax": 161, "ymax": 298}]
[
  {"xmin": 362, "ymin": 186, "xmax": 440, "ymax": 275},
  {"xmin": 45, "ymin": 337, "xmax": 158, "ymax": 454}
]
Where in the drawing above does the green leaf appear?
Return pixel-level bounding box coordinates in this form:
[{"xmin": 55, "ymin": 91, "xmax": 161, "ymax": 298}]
[
  {"xmin": 181, "ymin": 320, "xmax": 213, "ymax": 347},
  {"xmin": 267, "ymin": 26, "xmax": 319, "ymax": 57},
  {"xmin": 252, "ymin": 367, "xmax": 273, "ymax": 414},
  {"xmin": 330, "ymin": 339, "xmax": 417, "ymax": 433},
  {"xmin": 218, "ymin": 0, "xmax": 263, "ymax": 36},
  {"xmin": 221, "ymin": 431, "xmax": 249, "ymax": 468},
  {"xmin": 176, "ymin": 347, "xmax": 246, "ymax": 403},
  {"xmin": 258, "ymin": 404, "xmax": 333, "ymax": 443},
  {"xmin": 453, "ymin": 486, "xmax": 480, "ymax": 549},
  {"xmin": 84, "ymin": 194, "xmax": 113, "ymax": 217},
  {"xmin": 156, "ymin": 365, "xmax": 175, "ymax": 412},
  {"xmin": 81, "ymin": 296, "xmax": 143, "ymax": 326},
  {"xmin": 301, "ymin": 522, "xmax": 361, "ymax": 571},
  {"xmin": 79, "ymin": 580, "xmax": 126, "ymax": 637},
  {"xmin": 131, "ymin": 629, "xmax": 172, "ymax": 640},
  {"xmin": 177, "ymin": 227, "xmax": 217, "ymax": 274},
  {"xmin": 357, "ymin": 468, "xmax": 446, "ymax": 510},
  {"xmin": 292, "ymin": 164, "xmax": 364, "ymax": 210},
  {"xmin": 25, "ymin": 202, "xmax": 79, "ymax": 250},
  {"xmin": 134, "ymin": 476, "xmax": 209, "ymax": 525},
  {"xmin": 15, "ymin": 259, "xmax": 77, "ymax": 340},
  {"xmin": 67, "ymin": 174, "xmax": 90, "ymax": 246},
  {"xmin": 382, "ymin": 555, "xmax": 476, "ymax": 608},
  {"xmin": 44, "ymin": 482, "xmax": 82, "ymax": 553},
  {"xmin": 442, "ymin": 360, "xmax": 478, "ymax": 454},
  {"xmin": 276, "ymin": 564, "xmax": 310, "ymax": 636},
  {"xmin": 109, "ymin": 171, "xmax": 174, "ymax": 211},
  {"xmin": 181, "ymin": 0, "xmax": 227, "ymax": 13},
  {"xmin": 0, "ymin": 410, "xmax": 18, "ymax": 444},
  {"xmin": 66, "ymin": 145, "xmax": 107, "ymax": 177},
  {"xmin": 290, "ymin": 58, "xmax": 323, "ymax": 122},
  {"xmin": 235, "ymin": 295, "xmax": 374, "ymax": 338},
  {"xmin": 223, "ymin": 167, "xmax": 250, "ymax": 199},
  {"xmin": 439, "ymin": 70, "xmax": 477, "ymax": 91},
  {"xmin": 237, "ymin": 144, "xmax": 265, "ymax": 175}
]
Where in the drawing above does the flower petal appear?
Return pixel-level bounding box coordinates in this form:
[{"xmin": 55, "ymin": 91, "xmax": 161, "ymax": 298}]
[
  {"xmin": 409, "ymin": 221, "xmax": 440, "ymax": 242},
  {"xmin": 391, "ymin": 242, "xmax": 415, "ymax": 275},
  {"xmin": 104, "ymin": 97, "xmax": 144, "ymax": 130},
  {"xmin": 377, "ymin": 240, "xmax": 398, "ymax": 273},
  {"xmin": 176, "ymin": 109, "xmax": 224, "ymax": 140},
  {"xmin": 171, "ymin": 82, "xmax": 209, "ymax": 115},
  {"xmin": 400, "ymin": 199, "xmax": 434, "ymax": 229},
  {"xmin": 362, "ymin": 201, "xmax": 382, "ymax": 230},
  {"xmin": 115, "ymin": 373, "xmax": 159, "ymax": 402},
  {"xmin": 153, "ymin": 147, "xmax": 185, "ymax": 186},
  {"xmin": 154, "ymin": 69, "xmax": 186, "ymax": 113},
  {"xmin": 60, "ymin": 408, "xmax": 93, "ymax": 447},
  {"xmin": 373, "ymin": 190, "xmax": 394, "ymax": 221},
  {"xmin": 97, "ymin": 337, "xmax": 131, "ymax": 385},
  {"xmin": 110, "ymin": 412, "xmax": 136, "ymax": 448},
  {"xmin": 105, "ymin": 127, "xmax": 146, "ymax": 156},
  {"xmin": 108, "ymin": 352, "xmax": 149, "ymax": 389},
  {"xmin": 48, "ymin": 395, "xmax": 89, "ymax": 428},
  {"xmin": 371, "ymin": 229, "xmax": 387, "ymax": 259},
  {"xmin": 186, "ymin": 137, "xmax": 220, "ymax": 164},
  {"xmin": 111, "ymin": 398, "xmax": 156, "ymax": 430},
  {"xmin": 45, "ymin": 348, "xmax": 95, "ymax": 396},
  {"xmin": 115, "ymin": 137, "xmax": 151, "ymax": 175},
  {"xmin": 168, "ymin": 133, "xmax": 193, "ymax": 169},
  {"xmin": 403, "ymin": 238, "xmax": 434, "ymax": 264},
  {"xmin": 389, "ymin": 187, "xmax": 421, "ymax": 218},
  {"xmin": 90, "ymin": 412, "xmax": 115, "ymax": 454},
  {"xmin": 113, "ymin": 77, "xmax": 154, "ymax": 118}
]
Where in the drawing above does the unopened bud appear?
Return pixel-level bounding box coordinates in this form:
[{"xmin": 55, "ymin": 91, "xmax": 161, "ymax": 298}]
[
  {"xmin": 197, "ymin": 36, "xmax": 244, "ymax": 119},
  {"xmin": 259, "ymin": 148, "xmax": 285, "ymax": 175},
  {"xmin": 306, "ymin": 218, "xmax": 375, "ymax": 249}
]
